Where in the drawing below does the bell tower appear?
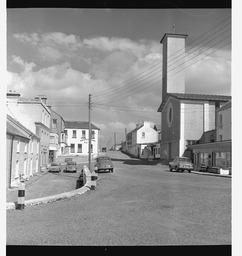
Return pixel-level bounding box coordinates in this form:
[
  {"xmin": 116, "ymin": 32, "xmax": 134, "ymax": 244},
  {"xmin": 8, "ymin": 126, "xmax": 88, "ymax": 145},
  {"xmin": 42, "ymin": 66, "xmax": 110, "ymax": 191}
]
[{"xmin": 160, "ymin": 33, "xmax": 188, "ymax": 100}]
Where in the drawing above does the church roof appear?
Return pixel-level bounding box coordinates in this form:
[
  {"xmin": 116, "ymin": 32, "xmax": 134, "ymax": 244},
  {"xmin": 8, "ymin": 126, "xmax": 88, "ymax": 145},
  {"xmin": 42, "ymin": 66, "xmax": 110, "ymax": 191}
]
[{"xmin": 157, "ymin": 93, "xmax": 231, "ymax": 112}]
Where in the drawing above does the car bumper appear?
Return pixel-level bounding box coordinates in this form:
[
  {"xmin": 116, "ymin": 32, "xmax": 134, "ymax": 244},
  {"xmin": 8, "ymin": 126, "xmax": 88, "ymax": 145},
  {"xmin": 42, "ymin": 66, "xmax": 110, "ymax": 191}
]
[
  {"xmin": 96, "ymin": 168, "xmax": 113, "ymax": 172},
  {"xmin": 179, "ymin": 166, "xmax": 193, "ymax": 170},
  {"xmin": 64, "ymin": 169, "xmax": 77, "ymax": 172}
]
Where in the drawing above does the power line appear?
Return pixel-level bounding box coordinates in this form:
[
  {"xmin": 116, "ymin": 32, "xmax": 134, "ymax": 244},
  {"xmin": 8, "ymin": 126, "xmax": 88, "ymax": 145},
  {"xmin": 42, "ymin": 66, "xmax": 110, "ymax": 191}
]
[
  {"xmin": 92, "ymin": 16, "xmax": 230, "ymax": 99},
  {"xmin": 93, "ymin": 27, "xmax": 230, "ymax": 104}
]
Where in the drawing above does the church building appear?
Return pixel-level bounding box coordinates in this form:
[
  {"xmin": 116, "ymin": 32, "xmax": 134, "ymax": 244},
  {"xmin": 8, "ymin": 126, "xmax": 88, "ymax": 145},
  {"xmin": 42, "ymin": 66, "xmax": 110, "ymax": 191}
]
[{"xmin": 157, "ymin": 33, "xmax": 231, "ymax": 161}]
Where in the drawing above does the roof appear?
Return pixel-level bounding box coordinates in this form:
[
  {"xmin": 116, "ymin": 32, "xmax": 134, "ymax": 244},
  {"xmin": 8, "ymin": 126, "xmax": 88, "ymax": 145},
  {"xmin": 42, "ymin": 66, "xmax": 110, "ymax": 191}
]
[
  {"xmin": 6, "ymin": 114, "xmax": 40, "ymax": 140},
  {"xmin": 217, "ymin": 100, "xmax": 231, "ymax": 112},
  {"xmin": 157, "ymin": 93, "xmax": 231, "ymax": 112},
  {"xmin": 160, "ymin": 33, "xmax": 188, "ymax": 44},
  {"xmin": 127, "ymin": 124, "xmax": 144, "ymax": 136},
  {"xmin": 65, "ymin": 121, "xmax": 100, "ymax": 130},
  {"xmin": 7, "ymin": 121, "xmax": 29, "ymax": 139}
]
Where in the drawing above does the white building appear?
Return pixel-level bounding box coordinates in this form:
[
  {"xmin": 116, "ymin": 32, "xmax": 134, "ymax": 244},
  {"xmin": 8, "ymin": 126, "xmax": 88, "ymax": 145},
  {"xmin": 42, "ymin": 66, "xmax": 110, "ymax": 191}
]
[
  {"xmin": 126, "ymin": 121, "xmax": 159, "ymax": 158},
  {"xmin": 64, "ymin": 121, "xmax": 100, "ymax": 157},
  {"xmin": 216, "ymin": 101, "xmax": 231, "ymax": 142},
  {"xmin": 7, "ymin": 92, "xmax": 51, "ymax": 169}
]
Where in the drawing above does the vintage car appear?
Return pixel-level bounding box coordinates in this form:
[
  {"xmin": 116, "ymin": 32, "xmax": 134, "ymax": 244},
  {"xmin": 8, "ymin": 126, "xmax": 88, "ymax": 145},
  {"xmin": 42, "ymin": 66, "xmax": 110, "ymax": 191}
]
[
  {"xmin": 94, "ymin": 156, "xmax": 114, "ymax": 173},
  {"xmin": 169, "ymin": 157, "xmax": 193, "ymax": 173},
  {"xmin": 48, "ymin": 162, "xmax": 61, "ymax": 173},
  {"xmin": 64, "ymin": 160, "xmax": 77, "ymax": 173}
]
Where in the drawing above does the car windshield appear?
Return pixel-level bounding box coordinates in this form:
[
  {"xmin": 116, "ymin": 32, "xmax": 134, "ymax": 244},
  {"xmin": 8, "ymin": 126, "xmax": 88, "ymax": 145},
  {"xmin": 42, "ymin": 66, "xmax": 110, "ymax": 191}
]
[
  {"xmin": 51, "ymin": 163, "xmax": 58, "ymax": 166},
  {"xmin": 97, "ymin": 157, "xmax": 111, "ymax": 161},
  {"xmin": 67, "ymin": 161, "xmax": 75, "ymax": 165},
  {"xmin": 178, "ymin": 157, "xmax": 191, "ymax": 162}
]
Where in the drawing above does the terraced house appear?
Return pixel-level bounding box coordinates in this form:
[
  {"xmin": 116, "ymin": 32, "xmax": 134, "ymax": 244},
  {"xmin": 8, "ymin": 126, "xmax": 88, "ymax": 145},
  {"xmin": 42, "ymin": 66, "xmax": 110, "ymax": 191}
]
[
  {"xmin": 7, "ymin": 91, "xmax": 51, "ymax": 171},
  {"xmin": 6, "ymin": 114, "xmax": 40, "ymax": 188}
]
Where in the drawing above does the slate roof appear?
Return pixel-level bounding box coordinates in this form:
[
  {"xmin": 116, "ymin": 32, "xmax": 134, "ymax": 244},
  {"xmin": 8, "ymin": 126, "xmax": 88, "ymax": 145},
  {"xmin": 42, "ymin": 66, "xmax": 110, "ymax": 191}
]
[
  {"xmin": 127, "ymin": 124, "xmax": 144, "ymax": 136},
  {"xmin": 6, "ymin": 114, "xmax": 40, "ymax": 140},
  {"xmin": 7, "ymin": 121, "xmax": 29, "ymax": 139},
  {"xmin": 157, "ymin": 93, "xmax": 231, "ymax": 112},
  {"xmin": 65, "ymin": 121, "xmax": 100, "ymax": 130}
]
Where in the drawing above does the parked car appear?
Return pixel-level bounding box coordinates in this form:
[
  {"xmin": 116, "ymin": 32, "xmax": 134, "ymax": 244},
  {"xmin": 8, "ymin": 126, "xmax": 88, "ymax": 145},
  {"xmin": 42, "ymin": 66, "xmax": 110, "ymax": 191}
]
[
  {"xmin": 169, "ymin": 157, "xmax": 193, "ymax": 173},
  {"xmin": 48, "ymin": 162, "xmax": 61, "ymax": 173},
  {"xmin": 94, "ymin": 156, "xmax": 114, "ymax": 173},
  {"xmin": 64, "ymin": 161, "xmax": 77, "ymax": 173}
]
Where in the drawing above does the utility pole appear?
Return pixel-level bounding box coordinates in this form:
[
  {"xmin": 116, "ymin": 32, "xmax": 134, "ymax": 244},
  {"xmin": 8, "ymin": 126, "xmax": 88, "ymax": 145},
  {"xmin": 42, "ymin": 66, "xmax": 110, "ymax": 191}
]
[
  {"xmin": 88, "ymin": 94, "xmax": 92, "ymax": 171},
  {"xmin": 125, "ymin": 128, "xmax": 127, "ymax": 152},
  {"xmin": 114, "ymin": 132, "xmax": 116, "ymax": 151}
]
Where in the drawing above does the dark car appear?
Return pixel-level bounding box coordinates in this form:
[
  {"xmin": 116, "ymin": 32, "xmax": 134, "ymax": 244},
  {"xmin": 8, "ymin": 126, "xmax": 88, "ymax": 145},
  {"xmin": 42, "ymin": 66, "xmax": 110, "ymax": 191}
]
[
  {"xmin": 64, "ymin": 161, "xmax": 77, "ymax": 173},
  {"xmin": 169, "ymin": 157, "xmax": 193, "ymax": 173},
  {"xmin": 94, "ymin": 156, "xmax": 114, "ymax": 173},
  {"xmin": 48, "ymin": 162, "xmax": 61, "ymax": 173}
]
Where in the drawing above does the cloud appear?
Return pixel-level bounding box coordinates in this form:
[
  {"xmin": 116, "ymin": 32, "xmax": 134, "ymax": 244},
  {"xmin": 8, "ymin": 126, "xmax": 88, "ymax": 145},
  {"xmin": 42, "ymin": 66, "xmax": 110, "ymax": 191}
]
[
  {"xmin": 185, "ymin": 48, "xmax": 231, "ymax": 95},
  {"xmin": 12, "ymin": 55, "xmax": 36, "ymax": 72},
  {"xmin": 39, "ymin": 46, "xmax": 63, "ymax": 61},
  {"xmin": 13, "ymin": 33, "xmax": 40, "ymax": 45},
  {"xmin": 13, "ymin": 32, "xmax": 83, "ymax": 62},
  {"xmin": 83, "ymin": 37, "xmax": 147, "ymax": 57}
]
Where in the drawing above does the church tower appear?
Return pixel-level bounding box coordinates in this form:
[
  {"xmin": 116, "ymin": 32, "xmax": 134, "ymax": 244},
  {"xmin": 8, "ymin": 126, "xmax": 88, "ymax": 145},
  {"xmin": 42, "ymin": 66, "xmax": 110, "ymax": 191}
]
[{"xmin": 160, "ymin": 33, "xmax": 188, "ymax": 100}]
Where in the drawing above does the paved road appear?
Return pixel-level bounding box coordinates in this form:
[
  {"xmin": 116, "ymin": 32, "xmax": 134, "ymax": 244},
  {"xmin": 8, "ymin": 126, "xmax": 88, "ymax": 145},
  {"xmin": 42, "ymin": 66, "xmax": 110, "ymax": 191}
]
[{"xmin": 6, "ymin": 151, "xmax": 231, "ymax": 245}]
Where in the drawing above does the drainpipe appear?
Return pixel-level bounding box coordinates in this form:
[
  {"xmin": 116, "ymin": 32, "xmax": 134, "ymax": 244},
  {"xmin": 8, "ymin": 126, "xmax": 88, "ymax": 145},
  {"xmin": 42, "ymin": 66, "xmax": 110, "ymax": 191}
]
[{"xmin": 9, "ymin": 135, "xmax": 15, "ymax": 189}]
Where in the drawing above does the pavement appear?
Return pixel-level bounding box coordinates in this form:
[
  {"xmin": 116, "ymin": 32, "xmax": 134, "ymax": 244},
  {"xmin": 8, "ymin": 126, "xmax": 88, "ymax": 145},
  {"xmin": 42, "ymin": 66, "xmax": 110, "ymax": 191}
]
[{"xmin": 6, "ymin": 160, "xmax": 231, "ymax": 210}]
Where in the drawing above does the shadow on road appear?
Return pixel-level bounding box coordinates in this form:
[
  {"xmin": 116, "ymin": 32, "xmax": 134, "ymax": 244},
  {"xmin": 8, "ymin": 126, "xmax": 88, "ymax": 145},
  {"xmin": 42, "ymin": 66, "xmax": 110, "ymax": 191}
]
[{"xmin": 110, "ymin": 157, "xmax": 160, "ymax": 166}]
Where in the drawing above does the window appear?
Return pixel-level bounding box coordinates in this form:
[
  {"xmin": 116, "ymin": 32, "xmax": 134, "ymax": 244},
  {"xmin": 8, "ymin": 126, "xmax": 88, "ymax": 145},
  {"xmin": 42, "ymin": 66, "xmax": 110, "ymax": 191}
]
[
  {"xmin": 78, "ymin": 144, "xmax": 82, "ymax": 153},
  {"xmin": 220, "ymin": 135, "xmax": 222, "ymax": 141},
  {"xmin": 15, "ymin": 160, "xmax": 19, "ymax": 179},
  {"xmin": 91, "ymin": 144, "xmax": 93, "ymax": 153},
  {"xmin": 24, "ymin": 143, "xmax": 27, "ymax": 153},
  {"xmin": 64, "ymin": 130, "xmax": 68, "ymax": 135},
  {"xmin": 142, "ymin": 132, "xmax": 145, "ymax": 138},
  {"xmin": 167, "ymin": 103, "xmax": 173, "ymax": 127},
  {"xmin": 219, "ymin": 114, "xmax": 223, "ymax": 128},
  {"xmin": 92, "ymin": 131, "xmax": 95, "ymax": 139},
  {"xmin": 36, "ymin": 142, "xmax": 39, "ymax": 154},
  {"xmin": 52, "ymin": 119, "xmax": 57, "ymax": 128},
  {"xmin": 24, "ymin": 159, "xmax": 27, "ymax": 177},
  {"xmin": 16, "ymin": 140, "xmax": 20, "ymax": 153},
  {"xmin": 70, "ymin": 144, "xmax": 75, "ymax": 153},
  {"xmin": 219, "ymin": 114, "xmax": 223, "ymax": 125},
  {"xmin": 72, "ymin": 130, "xmax": 77, "ymax": 138},
  {"xmin": 82, "ymin": 130, "xmax": 86, "ymax": 139}
]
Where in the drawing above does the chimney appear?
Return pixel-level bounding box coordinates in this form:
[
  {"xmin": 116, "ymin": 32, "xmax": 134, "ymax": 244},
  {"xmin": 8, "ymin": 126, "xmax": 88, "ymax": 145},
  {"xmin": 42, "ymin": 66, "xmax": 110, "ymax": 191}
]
[
  {"xmin": 35, "ymin": 95, "xmax": 47, "ymax": 105},
  {"xmin": 41, "ymin": 97, "xmax": 47, "ymax": 104},
  {"xmin": 7, "ymin": 90, "xmax": 21, "ymax": 103}
]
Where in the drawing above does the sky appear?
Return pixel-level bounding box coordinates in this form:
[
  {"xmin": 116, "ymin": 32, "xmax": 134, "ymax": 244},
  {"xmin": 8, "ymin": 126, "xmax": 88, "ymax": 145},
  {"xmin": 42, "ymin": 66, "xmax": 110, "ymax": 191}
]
[{"xmin": 6, "ymin": 8, "xmax": 231, "ymax": 148}]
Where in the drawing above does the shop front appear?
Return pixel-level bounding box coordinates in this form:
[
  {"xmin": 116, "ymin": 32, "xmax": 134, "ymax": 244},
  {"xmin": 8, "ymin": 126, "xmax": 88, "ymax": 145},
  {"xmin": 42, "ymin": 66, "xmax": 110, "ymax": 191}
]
[{"xmin": 189, "ymin": 140, "xmax": 231, "ymax": 174}]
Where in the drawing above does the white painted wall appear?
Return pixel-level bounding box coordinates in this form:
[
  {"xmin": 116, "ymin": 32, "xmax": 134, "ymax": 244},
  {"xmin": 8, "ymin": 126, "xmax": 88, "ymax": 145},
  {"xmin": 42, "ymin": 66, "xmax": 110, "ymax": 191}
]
[{"xmin": 65, "ymin": 128, "xmax": 99, "ymax": 155}]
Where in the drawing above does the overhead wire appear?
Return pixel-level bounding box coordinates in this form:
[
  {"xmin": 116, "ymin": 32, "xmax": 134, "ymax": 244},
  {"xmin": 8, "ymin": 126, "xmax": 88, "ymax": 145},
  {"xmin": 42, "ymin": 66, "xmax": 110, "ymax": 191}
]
[
  {"xmin": 47, "ymin": 16, "xmax": 231, "ymax": 109},
  {"xmin": 92, "ymin": 22, "xmax": 231, "ymax": 104},
  {"xmin": 93, "ymin": 36, "xmax": 231, "ymax": 105},
  {"xmin": 92, "ymin": 16, "xmax": 230, "ymax": 100}
]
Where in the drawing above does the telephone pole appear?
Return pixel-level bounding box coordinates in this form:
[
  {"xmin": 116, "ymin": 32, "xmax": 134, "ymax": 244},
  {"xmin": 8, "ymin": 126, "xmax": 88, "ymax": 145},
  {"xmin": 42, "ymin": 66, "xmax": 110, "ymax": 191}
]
[
  {"xmin": 88, "ymin": 94, "xmax": 92, "ymax": 171},
  {"xmin": 114, "ymin": 132, "xmax": 116, "ymax": 151}
]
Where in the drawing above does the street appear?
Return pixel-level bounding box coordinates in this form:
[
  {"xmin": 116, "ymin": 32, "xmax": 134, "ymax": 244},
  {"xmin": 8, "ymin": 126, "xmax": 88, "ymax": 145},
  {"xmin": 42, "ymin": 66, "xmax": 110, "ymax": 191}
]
[{"xmin": 6, "ymin": 151, "xmax": 231, "ymax": 246}]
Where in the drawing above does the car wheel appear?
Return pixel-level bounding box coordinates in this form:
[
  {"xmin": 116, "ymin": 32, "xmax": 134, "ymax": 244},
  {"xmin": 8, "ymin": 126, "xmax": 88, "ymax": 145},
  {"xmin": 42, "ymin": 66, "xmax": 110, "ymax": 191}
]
[
  {"xmin": 169, "ymin": 167, "xmax": 172, "ymax": 172},
  {"xmin": 175, "ymin": 166, "xmax": 179, "ymax": 172},
  {"xmin": 188, "ymin": 170, "xmax": 191, "ymax": 173}
]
